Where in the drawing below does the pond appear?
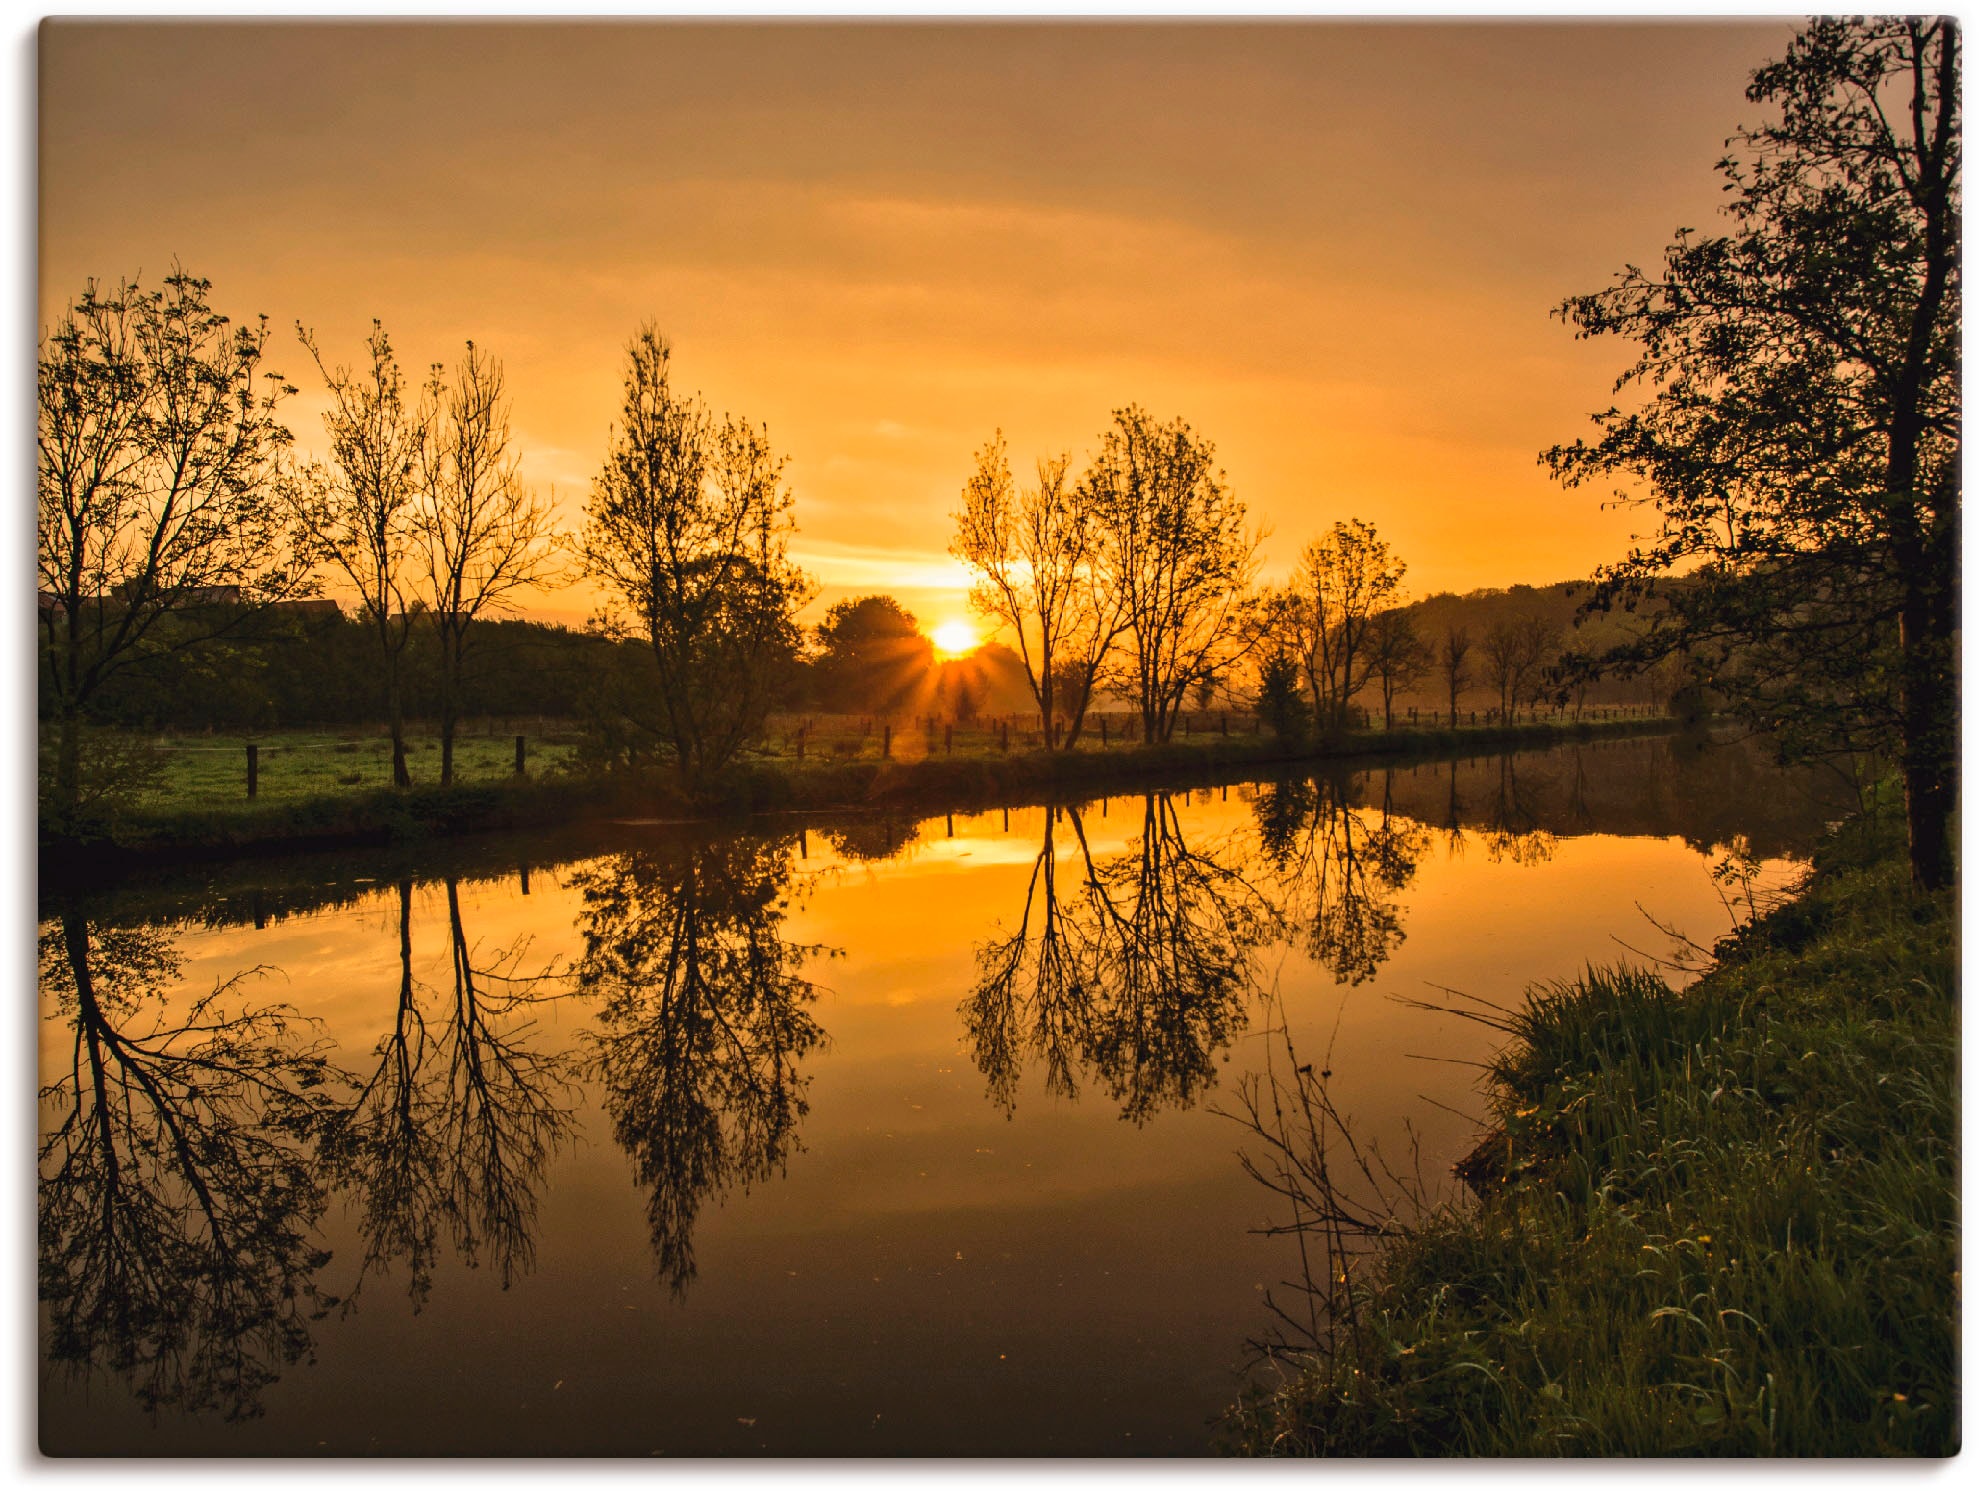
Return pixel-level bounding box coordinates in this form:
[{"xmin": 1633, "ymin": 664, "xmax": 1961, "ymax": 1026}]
[{"xmin": 37, "ymin": 734, "xmax": 1857, "ymax": 1456}]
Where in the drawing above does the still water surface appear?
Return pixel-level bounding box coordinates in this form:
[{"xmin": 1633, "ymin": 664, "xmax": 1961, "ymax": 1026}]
[{"xmin": 38, "ymin": 735, "xmax": 1853, "ymax": 1456}]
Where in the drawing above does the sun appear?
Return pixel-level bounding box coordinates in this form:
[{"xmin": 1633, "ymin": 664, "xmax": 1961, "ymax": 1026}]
[{"xmin": 930, "ymin": 620, "xmax": 980, "ymax": 659}]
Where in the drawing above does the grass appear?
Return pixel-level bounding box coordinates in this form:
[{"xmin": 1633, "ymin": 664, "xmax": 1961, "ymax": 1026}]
[
  {"xmin": 1227, "ymin": 804, "xmax": 1957, "ymax": 1457},
  {"xmin": 129, "ymin": 727, "xmax": 584, "ymax": 811},
  {"xmin": 44, "ymin": 711, "xmax": 1682, "ymax": 872}
]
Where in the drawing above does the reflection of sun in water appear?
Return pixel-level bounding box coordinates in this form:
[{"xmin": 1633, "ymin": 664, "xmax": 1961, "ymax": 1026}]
[{"xmin": 931, "ymin": 620, "xmax": 979, "ymax": 659}]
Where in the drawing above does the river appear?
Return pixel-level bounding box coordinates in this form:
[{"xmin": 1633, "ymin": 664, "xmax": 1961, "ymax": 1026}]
[{"xmin": 37, "ymin": 733, "xmax": 1857, "ymax": 1455}]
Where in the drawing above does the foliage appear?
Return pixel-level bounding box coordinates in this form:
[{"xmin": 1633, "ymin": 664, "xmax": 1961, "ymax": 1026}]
[
  {"xmin": 1278, "ymin": 519, "xmax": 1406, "ymax": 730},
  {"xmin": 1083, "ymin": 406, "xmax": 1260, "ymax": 742},
  {"xmin": 955, "ymin": 432, "xmax": 1123, "ymax": 747},
  {"xmin": 1253, "ymin": 648, "xmax": 1312, "ymax": 744},
  {"xmin": 579, "ymin": 327, "xmax": 813, "ymax": 790},
  {"xmin": 811, "ymin": 594, "xmax": 934, "ymax": 714},
  {"xmin": 38, "ymin": 267, "xmax": 305, "ymax": 828},
  {"xmin": 413, "ymin": 339, "xmax": 562, "ymax": 786},
  {"xmin": 1545, "ymin": 18, "xmax": 1959, "ymax": 888},
  {"xmin": 1230, "ymin": 807, "xmax": 1957, "ymax": 1455}
]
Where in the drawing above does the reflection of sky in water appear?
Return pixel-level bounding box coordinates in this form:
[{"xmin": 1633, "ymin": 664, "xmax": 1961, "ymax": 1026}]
[{"xmin": 39, "ymin": 740, "xmax": 1849, "ymax": 1455}]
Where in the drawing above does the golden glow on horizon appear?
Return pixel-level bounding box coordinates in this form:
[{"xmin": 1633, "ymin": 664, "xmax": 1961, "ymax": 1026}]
[
  {"xmin": 38, "ymin": 20, "xmax": 1795, "ymax": 614},
  {"xmin": 930, "ymin": 620, "xmax": 980, "ymax": 659}
]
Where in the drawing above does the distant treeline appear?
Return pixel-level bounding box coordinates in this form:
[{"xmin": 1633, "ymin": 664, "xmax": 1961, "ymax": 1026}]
[{"xmin": 48, "ymin": 605, "xmax": 1050, "ymax": 733}]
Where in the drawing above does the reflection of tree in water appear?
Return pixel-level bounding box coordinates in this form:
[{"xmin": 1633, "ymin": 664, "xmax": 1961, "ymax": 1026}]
[
  {"xmin": 571, "ymin": 835, "xmax": 827, "ymax": 1296},
  {"xmin": 1480, "ymin": 753, "xmax": 1558, "ymax": 867},
  {"xmin": 37, "ymin": 911, "xmax": 344, "ymax": 1420},
  {"xmin": 1255, "ymin": 771, "xmax": 1430, "ymax": 985},
  {"xmin": 963, "ymin": 795, "xmax": 1276, "ymax": 1124},
  {"xmin": 818, "ymin": 813, "xmax": 918, "ymax": 863},
  {"xmin": 328, "ymin": 878, "xmax": 576, "ymax": 1310}
]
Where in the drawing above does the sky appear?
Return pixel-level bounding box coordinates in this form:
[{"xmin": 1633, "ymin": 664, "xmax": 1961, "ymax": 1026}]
[{"xmin": 39, "ymin": 17, "xmax": 1796, "ymax": 639}]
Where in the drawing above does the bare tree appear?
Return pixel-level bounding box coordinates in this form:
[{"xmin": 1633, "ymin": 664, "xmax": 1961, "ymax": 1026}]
[
  {"xmin": 1281, "ymin": 519, "xmax": 1406, "ymax": 732},
  {"xmin": 1481, "ymin": 616, "xmax": 1559, "ymax": 722},
  {"xmin": 1084, "ymin": 406, "xmax": 1259, "ymax": 742},
  {"xmin": 578, "ymin": 327, "xmax": 812, "ymax": 789},
  {"xmin": 415, "ymin": 342, "xmax": 560, "ymax": 786},
  {"xmin": 1439, "ymin": 624, "xmax": 1473, "ymax": 727},
  {"xmin": 293, "ymin": 321, "xmax": 425, "ymax": 787},
  {"xmin": 953, "ymin": 432, "xmax": 1122, "ymax": 748},
  {"xmin": 1364, "ymin": 607, "xmax": 1433, "ymax": 729},
  {"xmin": 38, "ymin": 269, "xmax": 302, "ymax": 825}
]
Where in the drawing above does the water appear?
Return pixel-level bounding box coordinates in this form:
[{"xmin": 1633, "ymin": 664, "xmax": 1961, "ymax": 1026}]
[{"xmin": 37, "ymin": 734, "xmax": 1855, "ymax": 1456}]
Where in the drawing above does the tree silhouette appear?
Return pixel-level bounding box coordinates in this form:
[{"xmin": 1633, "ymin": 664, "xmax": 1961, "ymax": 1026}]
[
  {"xmin": 570, "ymin": 835, "xmax": 828, "ymax": 1295},
  {"xmin": 962, "ymin": 796, "xmax": 1277, "ymax": 1124},
  {"xmin": 327, "ymin": 878, "xmax": 576, "ymax": 1309},
  {"xmin": 37, "ymin": 910, "xmax": 342, "ymax": 1420},
  {"xmin": 1254, "ymin": 772, "xmax": 1428, "ymax": 986},
  {"xmin": 1547, "ymin": 18, "xmax": 1959, "ymax": 889}
]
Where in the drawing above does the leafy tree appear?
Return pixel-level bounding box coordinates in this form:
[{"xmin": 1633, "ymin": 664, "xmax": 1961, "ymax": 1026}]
[
  {"xmin": 38, "ymin": 268, "xmax": 304, "ymax": 828},
  {"xmin": 1281, "ymin": 519, "xmax": 1406, "ymax": 731},
  {"xmin": 1481, "ymin": 615, "xmax": 1560, "ymax": 722},
  {"xmin": 1546, "ymin": 17, "xmax": 1958, "ymax": 889},
  {"xmin": 414, "ymin": 341, "xmax": 560, "ymax": 786},
  {"xmin": 1364, "ymin": 607, "xmax": 1434, "ymax": 729},
  {"xmin": 293, "ymin": 320, "xmax": 424, "ymax": 786},
  {"xmin": 578, "ymin": 327, "xmax": 812, "ymax": 790},
  {"xmin": 811, "ymin": 594, "xmax": 933, "ymax": 714},
  {"xmin": 1253, "ymin": 648, "xmax": 1311, "ymax": 744},
  {"xmin": 1083, "ymin": 406, "xmax": 1259, "ymax": 743},
  {"xmin": 954, "ymin": 433, "xmax": 1122, "ymax": 747}
]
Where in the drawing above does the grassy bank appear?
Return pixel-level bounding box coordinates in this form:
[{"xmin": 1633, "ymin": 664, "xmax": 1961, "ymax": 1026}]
[
  {"xmin": 1228, "ymin": 806, "xmax": 1957, "ymax": 1456},
  {"xmin": 45, "ymin": 714, "xmax": 1682, "ymax": 875}
]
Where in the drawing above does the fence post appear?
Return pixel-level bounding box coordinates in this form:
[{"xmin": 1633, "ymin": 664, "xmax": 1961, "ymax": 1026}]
[
  {"xmin": 944, "ymin": 723, "xmax": 953, "ymax": 755},
  {"xmin": 796, "ymin": 728, "xmax": 806, "ymax": 761},
  {"xmin": 882, "ymin": 723, "xmax": 892, "ymax": 758},
  {"xmin": 999, "ymin": 721, "xmax": 1008, "ymax": 752},
  {"xmin": 515, "ymin": 734, "xmax": 527, "ymax": 776},
  {"xmin": 1101, "ymin": 715, "xmax": 1109, "ymax": 747},
  {"xmin": 246, "ymin": 743, "xmax": 258, "ymax": 799},
  {"xmin": 1220, "ymin": 712, "xmax": 1228, "ymax": 736}
]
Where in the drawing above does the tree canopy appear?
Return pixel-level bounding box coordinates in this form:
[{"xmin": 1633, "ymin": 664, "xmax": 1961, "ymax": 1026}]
[{"xmin": 1546, "ymin": 16, "xmax": 1959, "ymax": 888}]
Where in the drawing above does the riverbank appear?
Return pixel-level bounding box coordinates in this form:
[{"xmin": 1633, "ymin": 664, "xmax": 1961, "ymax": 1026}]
[
  {"xmin": 1227, "ymin": 803, "xmax": 1957, "ymax": 1456},
  {"xmin": 43, "ymin": 714, "xmax": 1681, "ymax": 877}
]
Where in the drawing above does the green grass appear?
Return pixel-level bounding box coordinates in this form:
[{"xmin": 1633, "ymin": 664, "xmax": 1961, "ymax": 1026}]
[
  {"xmin": 129, "ymin": 728, "xmax": 584, "ymax": 813},
  {"xmin": 1228, "ymin": 807, "xmax": 1957, "ymax": 1456},
  {"xmin": 45, "ymin": 712, "xmax": 1681, "ymax": 868}
]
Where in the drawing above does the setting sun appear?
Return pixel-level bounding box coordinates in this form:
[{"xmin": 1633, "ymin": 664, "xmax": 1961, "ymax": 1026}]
[{"xmin": 930, "ymin": 620, "xmax": 979, "ymax": 659}]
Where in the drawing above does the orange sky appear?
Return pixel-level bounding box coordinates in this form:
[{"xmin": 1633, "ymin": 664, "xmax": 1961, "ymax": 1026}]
[{"xmin": 39, "ymin": 18, "xmax": 1792, "ymax": 637}]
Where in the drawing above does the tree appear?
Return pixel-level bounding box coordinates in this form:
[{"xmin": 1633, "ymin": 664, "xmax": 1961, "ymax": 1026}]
[
  {"xmin": 1439, "ymin": 624, "xmax": 1473, "ymax": 727},
  {"xmin": 1253, "ymin": 648, "xmax": 1311, "ymax": 743},
  {"xmin": 1084, "ymin": 406, "xmax": 1259, "ymax": 742},
  {"xmin": 578, "ymin": 327, "xmax": 812, "ymax": 790},
  {"xmin": 1364, "ymin": 606, "xmax": 1434, "ymax": 729},
  {"xmin": 1545, "ymin": 18, "xmax": 1959, "ymax": 889},
  {"xmin": 293, "ymin": 321, "xmax": 424, "ymax": 787},
  {"xmin": 415, "ymin": 341, "xmax": 560, "ymax": 786},
  {"xmin": 38, "ymin": 269, "xmax": 303, "ymax": 827},
  {"xmin": 1480, "ymin": 615, "xmax": 1559, "ymax": 722},
  {"xmin": 953, "ymin": 433, "xmax": 1121, "ymax": 748},
  {"xmin": 1281, "ymin": 519, "xmax": 1407, "ymax": 732},
  {"xmin": 811, "ymin": 594, "xmax": 933, "ymax": 715}
]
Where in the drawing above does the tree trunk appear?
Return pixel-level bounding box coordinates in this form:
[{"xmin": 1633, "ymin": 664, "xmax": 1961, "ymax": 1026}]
[
  {"xmin": 54, "ymin": 707, "xmax": 82, "ymax": 819},
  {"xmin": 1898, "ymin": 575, "xmax": 1956, "ymax": 892},
  {"xmin": 387, "ymin": 669, "xmax": 411, "ymax": 789}
]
